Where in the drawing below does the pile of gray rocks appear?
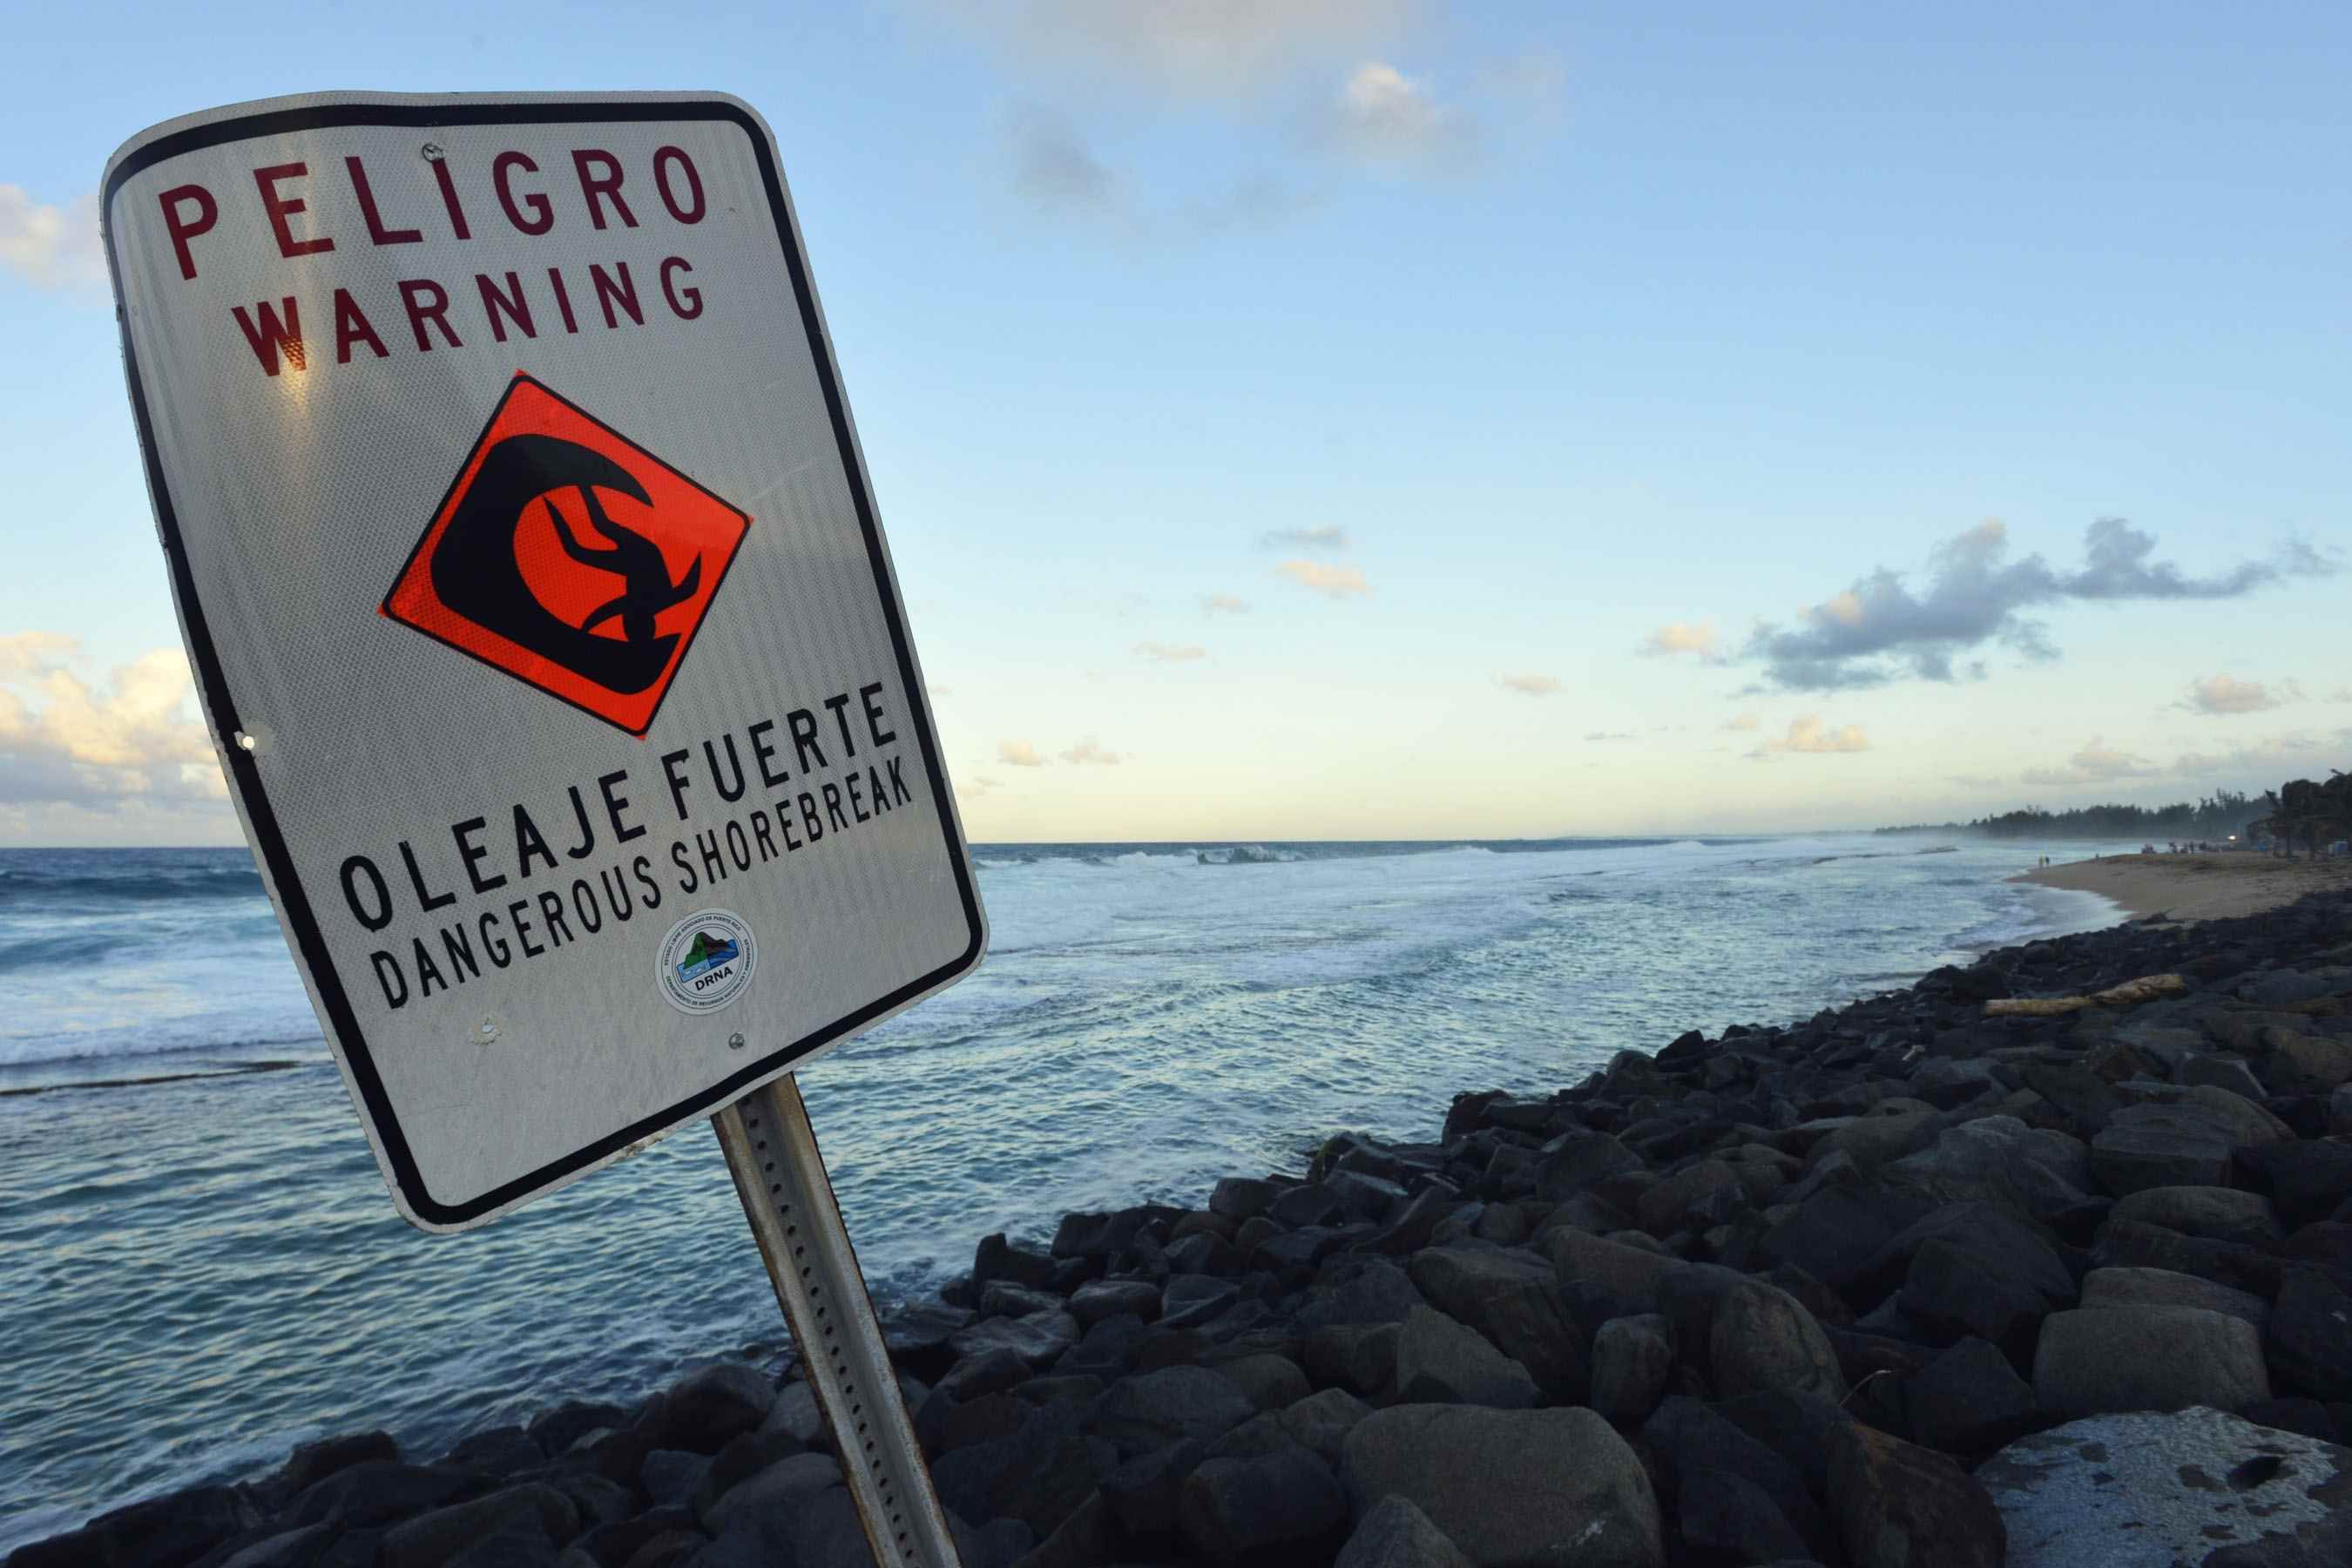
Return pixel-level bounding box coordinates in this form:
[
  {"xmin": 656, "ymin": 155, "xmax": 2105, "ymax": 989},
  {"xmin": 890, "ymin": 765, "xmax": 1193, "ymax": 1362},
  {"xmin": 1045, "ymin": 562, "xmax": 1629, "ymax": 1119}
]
[{"xmin": 16, "ymin": 889, "xmax": 2352, "ymax": 1568}]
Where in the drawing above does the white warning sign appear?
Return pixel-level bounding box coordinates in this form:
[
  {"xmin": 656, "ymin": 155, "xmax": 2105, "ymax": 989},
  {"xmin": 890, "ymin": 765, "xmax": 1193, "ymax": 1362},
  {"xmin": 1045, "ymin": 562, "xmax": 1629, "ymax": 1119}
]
[{"xmin": 102, "ymin": 92, "xmax": 987, "ymax": 1230}]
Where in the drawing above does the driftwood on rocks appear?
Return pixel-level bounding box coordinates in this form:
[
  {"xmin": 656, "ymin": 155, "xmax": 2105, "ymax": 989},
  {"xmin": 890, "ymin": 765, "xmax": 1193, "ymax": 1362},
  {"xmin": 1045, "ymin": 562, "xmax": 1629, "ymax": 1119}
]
[{"xmin": 1983, "ymin": 971, "xmax": 2186, "ymax": 1015}]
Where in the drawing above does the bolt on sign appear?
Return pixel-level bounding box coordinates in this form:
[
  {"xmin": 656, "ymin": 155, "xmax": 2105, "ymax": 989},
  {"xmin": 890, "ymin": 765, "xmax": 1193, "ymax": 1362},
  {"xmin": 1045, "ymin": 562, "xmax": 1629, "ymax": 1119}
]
[{"xmin": 103, "ymin": 93, "xmax": 989, "ymax": 1230}]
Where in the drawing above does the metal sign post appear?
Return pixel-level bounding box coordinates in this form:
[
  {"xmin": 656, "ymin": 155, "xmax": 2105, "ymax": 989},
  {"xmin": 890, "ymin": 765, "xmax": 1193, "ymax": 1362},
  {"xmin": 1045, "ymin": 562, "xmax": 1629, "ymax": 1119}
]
[{"xmin": 713, "ymin": 1077, "xmax": 962, "ymax": 1568}]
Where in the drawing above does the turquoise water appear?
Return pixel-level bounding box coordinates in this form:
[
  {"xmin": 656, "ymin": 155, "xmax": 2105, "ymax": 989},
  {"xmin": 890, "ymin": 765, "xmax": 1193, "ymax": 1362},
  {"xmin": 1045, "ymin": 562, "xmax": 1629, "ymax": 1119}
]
[{"xmin": 0, "ymin": 835, "xmax": 2124, "ymax": 1550}]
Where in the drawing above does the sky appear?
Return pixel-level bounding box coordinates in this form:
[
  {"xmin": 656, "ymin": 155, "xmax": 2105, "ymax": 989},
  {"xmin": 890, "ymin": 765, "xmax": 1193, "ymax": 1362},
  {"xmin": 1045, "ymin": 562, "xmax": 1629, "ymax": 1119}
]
[{"xmin": 3, "ymin": 2, "xmax": 2348, "ymax": 844}]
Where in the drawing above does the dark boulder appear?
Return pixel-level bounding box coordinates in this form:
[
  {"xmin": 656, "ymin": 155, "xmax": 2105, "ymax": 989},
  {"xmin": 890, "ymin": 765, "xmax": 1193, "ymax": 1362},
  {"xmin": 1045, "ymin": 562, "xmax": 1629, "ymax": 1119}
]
[
  {"xmin": 1827, "ymin": 1421, "xmax": 2005, "ymax": 1568},
  {"xmin": 1177, "ymin": 1445, "xmax": 1349, "ymax": 1561}
]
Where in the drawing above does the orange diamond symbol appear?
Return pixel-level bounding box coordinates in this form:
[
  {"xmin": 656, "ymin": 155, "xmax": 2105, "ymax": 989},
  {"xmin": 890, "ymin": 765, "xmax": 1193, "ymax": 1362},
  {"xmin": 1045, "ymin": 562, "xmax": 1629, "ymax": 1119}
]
[{"xmin": 383, "ymin": 374, "xmax": 751, "ymax": 736}]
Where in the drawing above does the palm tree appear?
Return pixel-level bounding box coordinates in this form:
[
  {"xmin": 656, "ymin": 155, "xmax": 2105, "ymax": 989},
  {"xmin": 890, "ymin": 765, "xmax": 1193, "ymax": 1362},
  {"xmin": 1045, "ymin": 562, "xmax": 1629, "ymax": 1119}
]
[{"xmin": 2249, "ymin": 772, "xmax": 2352, "ymax": 861}]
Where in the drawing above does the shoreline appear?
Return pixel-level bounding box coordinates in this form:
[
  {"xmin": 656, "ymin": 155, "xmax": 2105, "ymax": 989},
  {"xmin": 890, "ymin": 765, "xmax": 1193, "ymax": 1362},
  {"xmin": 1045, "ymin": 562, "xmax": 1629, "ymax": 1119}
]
[
  {"xmin": 2011, "ymin": 849, "xmax": 2352, "ymax": 923},
  {"xmin": 15, "ymin": 886, "xmax": 2352, "ymax": 1567}
]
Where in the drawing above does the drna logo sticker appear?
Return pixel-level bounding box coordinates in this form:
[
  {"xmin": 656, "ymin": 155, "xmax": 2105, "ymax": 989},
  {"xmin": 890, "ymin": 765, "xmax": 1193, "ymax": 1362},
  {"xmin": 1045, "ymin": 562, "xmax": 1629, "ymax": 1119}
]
[{"xmin": 656, "ymin": 909, "xmax": 758, "ymax": 1014}]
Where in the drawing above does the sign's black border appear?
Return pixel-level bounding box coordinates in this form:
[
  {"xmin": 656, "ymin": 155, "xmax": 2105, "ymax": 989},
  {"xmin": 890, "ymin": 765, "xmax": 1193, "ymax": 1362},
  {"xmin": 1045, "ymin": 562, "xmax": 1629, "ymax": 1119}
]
[
  {"xmin": 103, "ymin": 98, "xmax": 987, "ymax": 1228},
  {"xmin": 379, "ymin": 371, "xmax": 754, "ymax": 738}
]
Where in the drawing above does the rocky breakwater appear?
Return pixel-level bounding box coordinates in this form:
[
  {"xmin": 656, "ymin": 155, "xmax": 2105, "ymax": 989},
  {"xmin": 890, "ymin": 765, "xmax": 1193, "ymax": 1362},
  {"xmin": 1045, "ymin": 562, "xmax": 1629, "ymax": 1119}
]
[{"xmin": 16, "ymin": 889, "xmax": 2352, "ymax": 1568}]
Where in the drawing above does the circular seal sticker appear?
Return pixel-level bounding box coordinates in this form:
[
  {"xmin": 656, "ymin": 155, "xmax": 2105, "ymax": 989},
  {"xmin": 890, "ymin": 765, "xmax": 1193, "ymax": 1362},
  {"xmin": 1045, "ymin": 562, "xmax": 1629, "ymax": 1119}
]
[{"xmin": 656, "ymin": 909, "xmax": 757, "ymax": 1015}]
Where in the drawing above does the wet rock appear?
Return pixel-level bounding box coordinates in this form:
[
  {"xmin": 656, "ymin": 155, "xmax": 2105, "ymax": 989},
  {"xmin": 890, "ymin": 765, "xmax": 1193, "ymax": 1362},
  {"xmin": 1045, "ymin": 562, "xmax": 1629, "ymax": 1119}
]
[
  {"xmin": 1709, "ymin": 1389, "xmax": 1853, "ymax": 1502},
  {"xmin": 2111, "ymin": 1184, "xmax": 2283, "ymax": 1247},
  {"xmin": 1099, "ymin": 1435, "xmax": 1206, "ymax": 1539},
  {"xmin": 2032, "ymin": 1305, "xmax": 2271, "ymax": 1417},
  {"xmin": 699, "ymin": 1452, "xmax": 840, "ymax": 1534},
  {"xmin": 210, "ymin": 1523, "xmax": 343, "ymax": 1567},
  {"xmin": 1978, "ymin": 1407, "xmax": 2352, "ymax": 1568},
  {"xmin": 2079, "ymin": 1264, "xmax": 2270, "ymax": 1330},
  {"xmin": 1178, "ymin": 1445, "xmax": 1349, "ymax": 1561},
  {"xmin": 1546, "ymin": 1228, "xmax": 1688, "ymax": 1317},
  {"xmin": 1334, "ymin": 1495, "xmax": 1473, "ymax": 1568},
  {"xmin": 934, "ymin": 1348, "xmax": 1033, "ymax": 1406},
  {"xmin": 1826, "ymin": 1421, "xmax": 2005, "ymax": 1568},
  {"xmin": 1531, "ymin": 1132, "xmax": 1646, "ymax": 1203},
  {"xmin": 928, "ymin": 1408, "xmax": 1112, "ymax": 1541},
  {"xmin": 2269, "ymin": 1266, "xmax": 2352, "ymax": 1402},
  {"xmin": 1407, "ymin": 1246, "xmax": 1589, "ymax": 1402},
  {"xmin": 2263, "ymin": 1028, "xmax": 2352, "ymax": 1092},
  {"xmin": 442, "ymin": 1517, "xmax": 558, "ymax": 1568},
  {"xmin": 1642, "ymin": 1397, "xmax": 1820, "ymax": 1548},
  {"xmin": 1896, "ymin": 1218, "xmax": 2074, "ymax": 1362},
  {"xmin": 1708, "ymin": 1281, "xmax": 1848, "ymax": 1403},
  {"xmin": 1211, "ymin": 1353, "xmax": 1310, "ymax": 1412},
  {"xmin": 1903, "ymin": 1336, "xmax": 2039, "ymax": 1454},
  {"xmin": 947, "ymin": 1309, "xmax": 1078, "ymax": 1369},
  {"xmin": 1066, "ymin": 1279, "xmax": 1159, "ymax": 1329},
  {"xmin": 2091, "ymin": 1109, "xmax": 2239, "ymax": 1194},
  {"xmin": 636, "ymin": 1364, "xmax": 775, "ymax": 1455},
  {"xmin": 1331, "ymin": 1170, "xmax": 1411, "ymax": 1221},
  {"xmin": 1304, "ymin": 1321, "xmax": 1402, "ymax": 1399},
  {"xmin": 382, "ymin": 1484, "xmax": 581, "ymax": 1568},
  {"xmin": 1678, "ymin": 1468, "xmax": 1810, "ymax": 1566},
  {"xmin": 1635, "ymin": 1160, "xmax": 1744, "ymax": 1236},
  {"xmin": 2283, "ymin": 1220, "xmax": 2352, "ymax": 1292},
  {"xmin": 2235, "ymin": 1138, "xmax": 2352, "ymax": 1225},
  {"xmin": 288, "ymin": 1463, "xmax": 489, "ymax": 1530},
  {"xmin": 11, "ymin": 1485, "xmax": 257, "ymax": 1568},
  {"xmin": 1056, "ymin": 1313, "xmax": 1145, "ymax": 1381},
  {"xmin": 1295, "ymin": 1258, "xmax": 1426, "ymax": 1330},
  {"xmin": 1394, "ymin": 1305, "xmax": 1539, "ymax": 1409},
  {"xmin": 2090, "ymin": 1216, "xmax": 2281, "ymax": 1297},
  {"xmin": 1342, "ymin": 1404, "xmax": 1663, "ymax": 1568},
  {"xmin": 2240, "ymin": 1396, "xmax": 2344, "ymax": 1444},
  {"xmin": 639, "ymin": 1450, "xmax": 712, "ymax": 1511},
  {"xmin": 1881, "ymin": 1117, "xmax": 2101, "ymax": 1233},
  {"xmin": 1084, "ymin": 1365, "xmax": 1257, "ymax": 1458},
  {"xmin": 1158, "ymin": 1273, "xmax": 1240, "ymax": 1331},
  {"xmin": 1589, "ymin": 1315, "xmax": 1674, "ymax": 1425},
  {"xmin": 1369, "ymin": 1186, "xmax": 1458, "ymax": 1257},
  {"xmin": 1268, "ymin": 1388, "xmax": 1375, "ymax": 1467},
  {"xmin": 977, "ymin": 1281, "xmax": 1064, "ymax": 1320},
  {"xmin": 2179, "ymin": 1052, "xmax": 2270, "ymax": 1099},
  {"xmin": 971, "ymin": 1233, "xmax": 1060, "ymax": 1293}
]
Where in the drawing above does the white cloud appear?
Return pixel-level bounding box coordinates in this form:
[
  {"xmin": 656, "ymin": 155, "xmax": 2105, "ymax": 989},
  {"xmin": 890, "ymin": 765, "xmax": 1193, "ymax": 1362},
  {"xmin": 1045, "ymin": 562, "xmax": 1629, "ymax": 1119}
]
[
  {"xmin": 1736, "ymin": 517, "xmax": 2331, "ymax": 691},
  {"xmin": 1585, "ymin": 729, "xmax": 1636, "ymax": 742},
  {"xmin": 963, "ymin": 0, "xmax": 1419, "ymax": 98},
  {"xmin": 1497, "ymin": 672, "xmax": 1560, "ymax": 696},
  {"xmin": 2331, "ymin": 687, "xmax": 2352, "ymax": 703},
  {"xmin": 0, "ymin": 635, "xmax": 224, "ymax": 814},
  {"xmin": 2173, "ymin": 729, "xmax": 2352, "ymax": 781},
  {"xmin": 1720, "ymin": 712, "xmax": 1759, "ymax": 732},
  {"xmin": 1259, "ymin": 525, "xmax": 1349, "ymax": 552},
  {"xmin": 997, "ymin": 739, "xmax": 1046, "ymax": 767},
  {"xmin": 1202, "ymin": 594, "xmax": 1252, "ymax": 614},
  {"xmin": 0, "ymin": 187, "xmax": 105, "ymax": 292},
  {"xmin": 2018, "ymin": 735, "xmax": 2159, "ymax": 787},
  {"xmin": 1134, "ymin": 642, "xmax": 1208, "ymax": 662},
  {"xmin": 1060, "ymin": 737, "xmax": 1123, "ymax": 765},
  {"xmin": 1323, "ymin": 61, "xmax": 1471, "ymax": 171},
  {"xmin": 2182, "ymin": 674, "xmax": 2295, "ymax": 715},
  {"xmin": 1754, "ymin": 715, "xmax": 1869, "ymax": 756},
  {"xmin": 1274, "ymin": 559, "xmax": 1369, "ymax": 598},
  {"xmin": 1640, "ymin": 620, "xmax": 1720, "ymax": 658}
]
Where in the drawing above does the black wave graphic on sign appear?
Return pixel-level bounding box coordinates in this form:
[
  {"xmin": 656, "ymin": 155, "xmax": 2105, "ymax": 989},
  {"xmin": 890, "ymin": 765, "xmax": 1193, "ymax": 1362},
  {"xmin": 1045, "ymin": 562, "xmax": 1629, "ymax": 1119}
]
[{"xmin": 429, "ymin": 435, "xmax": 702, "ymax": 695}]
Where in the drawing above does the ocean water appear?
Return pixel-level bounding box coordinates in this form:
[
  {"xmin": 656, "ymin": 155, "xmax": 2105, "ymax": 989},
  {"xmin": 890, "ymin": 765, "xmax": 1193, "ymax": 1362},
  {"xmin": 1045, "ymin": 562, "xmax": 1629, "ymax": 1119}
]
[{"xmin": 0, "ymin": 835, "xmax": 2126, "ymax": 1550}]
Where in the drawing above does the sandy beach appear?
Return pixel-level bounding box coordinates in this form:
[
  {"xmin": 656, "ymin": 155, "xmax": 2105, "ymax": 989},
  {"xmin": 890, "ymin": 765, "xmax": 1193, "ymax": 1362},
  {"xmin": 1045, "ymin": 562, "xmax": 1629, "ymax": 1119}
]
[{"xmin": 2014, "ymin": 849, "xmax": 2352, "ymax": 922}]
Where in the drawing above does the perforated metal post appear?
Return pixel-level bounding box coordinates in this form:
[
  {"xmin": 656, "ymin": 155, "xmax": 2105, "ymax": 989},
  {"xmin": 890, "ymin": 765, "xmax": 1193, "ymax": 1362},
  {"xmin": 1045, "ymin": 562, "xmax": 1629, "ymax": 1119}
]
[{"xmin": 714, "ymin": 1076, "xmax": 964, "ymax": 1568}]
